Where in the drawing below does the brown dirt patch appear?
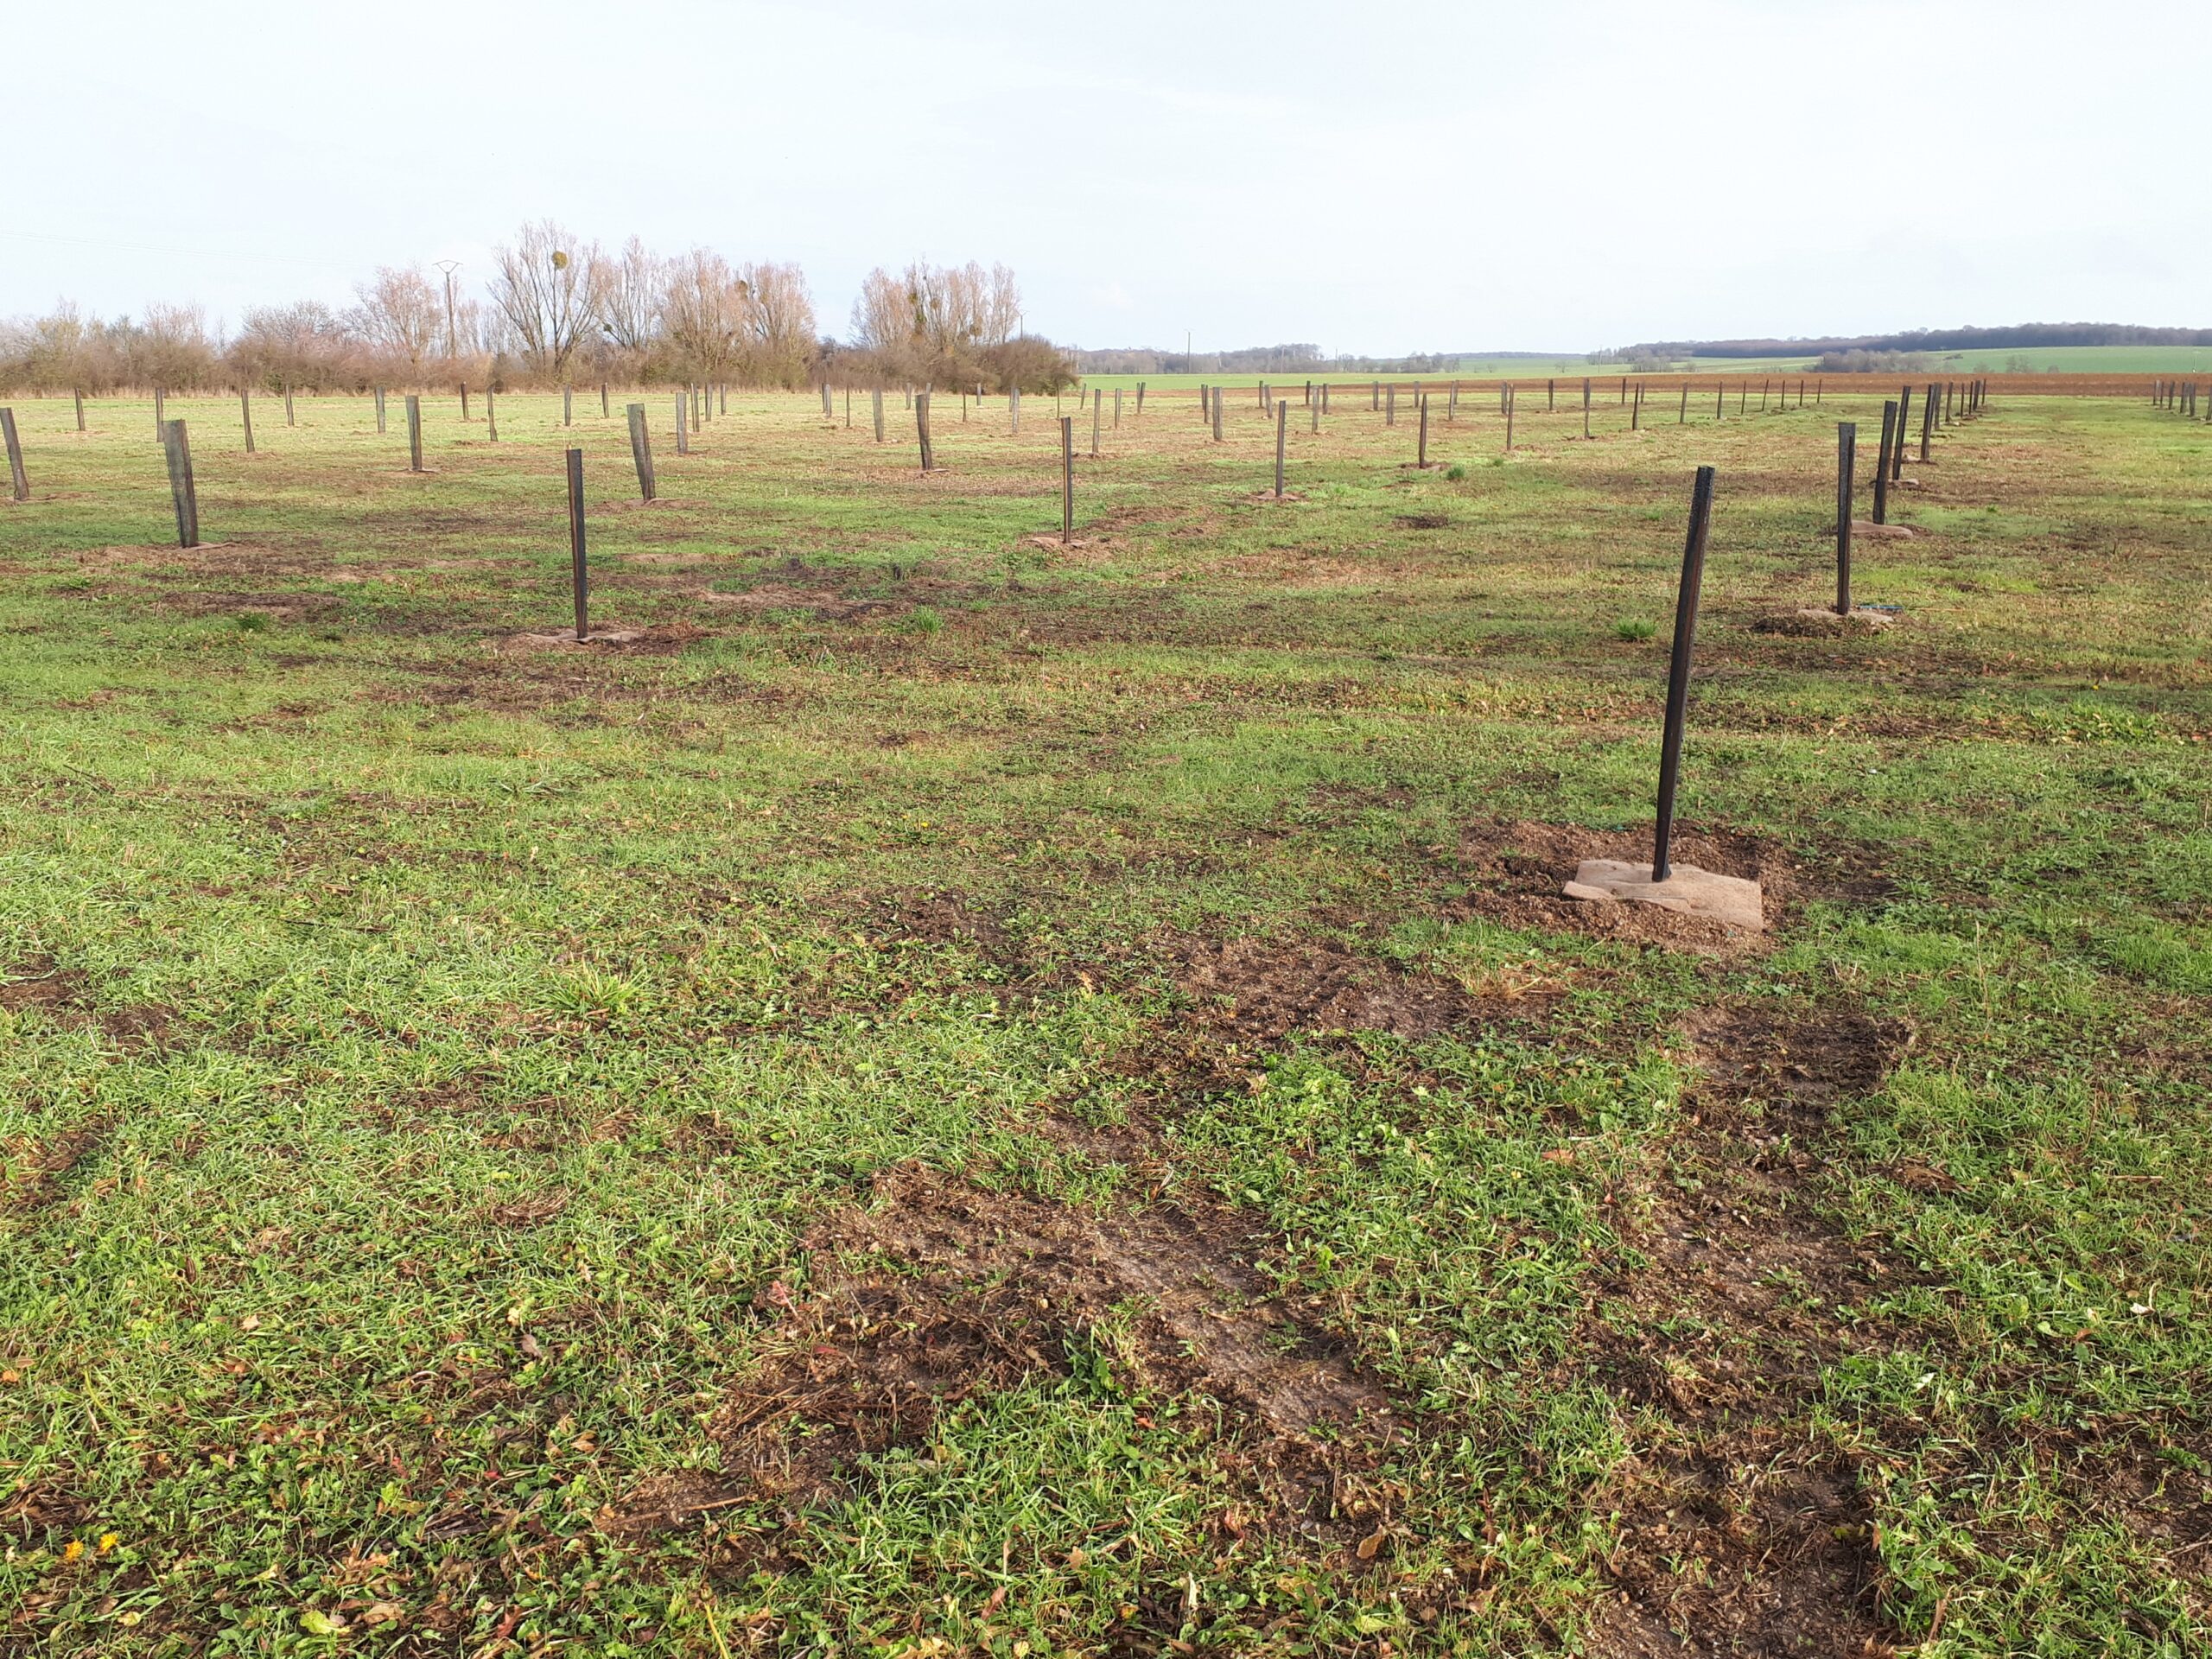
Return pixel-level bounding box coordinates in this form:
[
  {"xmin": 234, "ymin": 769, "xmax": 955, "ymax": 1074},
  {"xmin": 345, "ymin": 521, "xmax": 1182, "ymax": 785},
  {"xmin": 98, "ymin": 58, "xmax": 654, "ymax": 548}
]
[
  {"xmin": 2, "ymin": 956, "xmax": 175, "ymax": 1049},
  {"xmin": 712, "ymin": 1161, "xmax": 1400, "ymax": 1540},
  {"xmin": 1392, "ymin": 512, "xmax": 1452, "ymax": 530},
  {"xmin": 1581, "ymin": 1000, "xmax": 1914, "ymax": 1655},
  {"xmin": 2, "ymin": 1118, "xmax": 112, "ymax": 1215},
  {"xmin": 497, "ymin": 621, "xmax": 709, "ymax": 654},
  {"xmin": 1176, "ymin": 935, "xmax": 1548, "ymax": 1045}
]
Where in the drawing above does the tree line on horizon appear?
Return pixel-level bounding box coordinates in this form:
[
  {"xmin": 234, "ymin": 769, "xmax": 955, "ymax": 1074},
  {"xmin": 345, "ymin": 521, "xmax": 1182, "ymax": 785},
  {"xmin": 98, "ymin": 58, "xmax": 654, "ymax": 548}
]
[
  {"xmin": 0, "ymin": 221, "xmax": 1077, "ymax": 397},
  {"xmin": 1617, "ymin": 322, "xmax": 2212, "ymax": 359}
]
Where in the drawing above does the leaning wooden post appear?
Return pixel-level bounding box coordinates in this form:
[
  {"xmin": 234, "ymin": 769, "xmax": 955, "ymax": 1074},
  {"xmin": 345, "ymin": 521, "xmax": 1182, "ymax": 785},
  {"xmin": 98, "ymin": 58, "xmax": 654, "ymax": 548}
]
[
  {"xmin": 1, "ymin": 408, "xmax": 27, "ymax": 502},
  {"xmin": 1714, "ymin": 381, "xmax": 1723, "ymax": 421},
  {"xmin": 154, "ymin": 386, "xmax": 165, "ymax": 439},
  {"xmin": 1448, "ymin": 379, "xmax": 1459, "ymax": 423},
  {"xmin": 626, "ymin": 403, "xmax": 656, "ymax": 501},
  {"xmin": 917, "ymin": 391, "xmax": 935, "ymax": 472},
  {"xmin": 486, "ymin": 385, "xmax": 498, "ymax": 442},
  {"xmin": 406, "ymin": 394, "xmax": 424, "ymax": 473},
  {"xmin": 1275, "ymin": 397, "xmax": 1289, "ymax": 496},
  {"xmin": 1060, "ymin": 415, "xmax": 1074, "ymax": 543},
  {"xmin": 1872, "ymin": 400, "xmax": 1897, "ymax": 525},
  {"xmin": 240, "ymin": 387, "xmax": 256, "ymax": 454},
  {"xmin": 1677, "ymin": 383, "xmax": 1688, "ymax": 424},
  {"xmin": 1417, "ymin": 393, "xmax": 1429, "ymax": 467},
  {"xmin": 1631, "ymin": 383, "xmax": 1643, "ymax": 431},
  {"xmin": 73, "ymin": 390, "xmax": 86, "ymax": 432},
  {"xmin": 567, "ymin": 446, "xmax": 589, "ymax": 641},
  {"xmin": 374, "ymin": 386, "xmax": 386, "ymax": 434},
  {"xmin": 1891, "ymin": 387, "xmax": 1911, "ymax": 481},
  {"xmin": 1651, "ymin": 466, "xmax": 1717, "ymax": 882},
  {"xmin": 872, "ymin": 386, "xmax": 887, "ymax": 443},
  {"xmin": 1834, "ymin": 423, "xmax": 1857, "ymax": 616},
  {"xmin": 160, "ymin": 419, "xmax": 200, "ymax": 549},
  {"xmin": 1504, "ymin": 385, "xmax": 1515, "ymax": 453},
  {"xmin": 1918, "ymin": 383, "xmax": 1936, "ymax": 461},
  {"xmin": 1738, "ymin": 380, "xmax": 1747, "ymax": 414},
  {"xmin": 674, "ymin": 392, "xmax": 689, "ymax": 455}
]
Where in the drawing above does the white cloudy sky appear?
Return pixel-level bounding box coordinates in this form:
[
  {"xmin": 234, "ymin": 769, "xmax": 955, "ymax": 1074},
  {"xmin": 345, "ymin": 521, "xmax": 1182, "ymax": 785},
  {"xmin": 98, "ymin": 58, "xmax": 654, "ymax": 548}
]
[{"xmin": 7, "ymin": 0, "xmax": 2206, "ymax": 353}]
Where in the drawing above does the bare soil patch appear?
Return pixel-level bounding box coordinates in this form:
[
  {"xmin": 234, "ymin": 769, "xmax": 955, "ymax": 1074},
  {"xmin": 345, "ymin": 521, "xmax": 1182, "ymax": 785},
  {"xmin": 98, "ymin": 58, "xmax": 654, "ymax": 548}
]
[
  {"xmin": 1582, "ymin": 1000, "xmax": 1915, "ymax": 1655},
  {"xmin": 2, "ymin": 955, "xmax": 175, "ymax": 1050},
  {"xmin": 711, "ymin": 1160, "xmax": 1401, "ymax": 1540}
]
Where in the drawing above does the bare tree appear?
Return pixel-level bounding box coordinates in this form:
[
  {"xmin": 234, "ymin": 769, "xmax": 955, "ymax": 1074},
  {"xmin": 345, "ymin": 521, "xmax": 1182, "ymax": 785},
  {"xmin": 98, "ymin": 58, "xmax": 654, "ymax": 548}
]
[
  {"xmin": 738, "ymin": 261, "xmax": 816, "ymax": 387},
  {"xmin": 849, "ymin": 259, "xmax": 1017, "ymax": 383},
  {"xmin": 349, "ymin": 265, "xmax": 442, "ymax": 376},
  {"xmin": 488, "ymin": 219, "xmax": 605, "ymax": 378},
  {"xmin": 229, "ymin": 300, "xmax": 356, "ymax": 391},
  {"xmin": 601, "ymin": 236, "xmax": 663, "ymax": 354},
  {"xmin": 660, "ymin": 248, "xmax": 743, "ymax": 385}
]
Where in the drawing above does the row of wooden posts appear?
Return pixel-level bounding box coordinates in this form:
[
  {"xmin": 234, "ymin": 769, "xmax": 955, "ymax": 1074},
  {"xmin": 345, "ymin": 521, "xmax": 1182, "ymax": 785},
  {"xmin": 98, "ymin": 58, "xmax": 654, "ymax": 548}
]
[
  {"xmin": 0, "ymin": 375, "xmax": 1989, "ymax": 560},
  {"xmin": 2151, "ymin": 378, "xmax": 2211, "ymax": 420}
]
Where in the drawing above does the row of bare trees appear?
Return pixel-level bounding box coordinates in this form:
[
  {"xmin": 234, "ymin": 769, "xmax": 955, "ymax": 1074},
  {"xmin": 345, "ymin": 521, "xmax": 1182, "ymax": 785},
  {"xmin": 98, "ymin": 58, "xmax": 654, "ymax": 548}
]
[{"xmin": 0, "ymin": 222, "xmax": 1074, "ymax": 395}]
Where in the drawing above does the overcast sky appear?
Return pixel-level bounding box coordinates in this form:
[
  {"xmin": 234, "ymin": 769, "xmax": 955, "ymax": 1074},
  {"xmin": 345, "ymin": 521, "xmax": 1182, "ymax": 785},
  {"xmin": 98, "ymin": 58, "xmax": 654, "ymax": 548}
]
[{"xmin": 8, "ymin": 0, "xmax": 2207, "ymax": 354}]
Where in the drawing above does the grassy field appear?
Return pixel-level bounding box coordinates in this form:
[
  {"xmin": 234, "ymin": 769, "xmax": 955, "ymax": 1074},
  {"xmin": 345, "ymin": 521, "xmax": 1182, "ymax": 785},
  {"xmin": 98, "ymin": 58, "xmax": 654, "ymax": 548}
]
[{"xmin": 2, "ymin": 381, "xmax": 2209, "ymax": 1656}]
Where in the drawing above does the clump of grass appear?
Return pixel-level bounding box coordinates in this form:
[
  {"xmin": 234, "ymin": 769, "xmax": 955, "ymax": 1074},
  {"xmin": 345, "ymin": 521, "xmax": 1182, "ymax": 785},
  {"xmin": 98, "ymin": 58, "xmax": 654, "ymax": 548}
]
[
  {"xmin": 1615, "ymin": 618, "xmax": 1655, "ymax": 641},
  {"xmin": 899, "ymin": 605, "xmax": 944, "ymax": 637},
  {"xmin": 1444, "ymin": 463, "xmax": 1468, "ymax": 482},
  {"xmin": 236, "ymin": 611, "xmax": 270, "ymax": 632}
]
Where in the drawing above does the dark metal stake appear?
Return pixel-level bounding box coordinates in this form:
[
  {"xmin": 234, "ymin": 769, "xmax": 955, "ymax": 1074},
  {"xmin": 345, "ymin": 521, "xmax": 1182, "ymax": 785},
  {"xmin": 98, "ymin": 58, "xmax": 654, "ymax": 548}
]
[
  {"xmin": 1835, "ymin": 423, "xmax": 1856, "ymax": 615},
  {"xmin": 1872, "ymin": 400, "xmax": 1897, "ymax": 524},
  {"xmin": 567, "ymin": 447, "xmax": 588, "ymax": 640},
  {"xmin": 1652, "ymin": 465, "xmax": 1716, "ymax": 882},
  {"xmin": 1276, "ymin": 398, "xmax": 1289, "ymax": 496}
]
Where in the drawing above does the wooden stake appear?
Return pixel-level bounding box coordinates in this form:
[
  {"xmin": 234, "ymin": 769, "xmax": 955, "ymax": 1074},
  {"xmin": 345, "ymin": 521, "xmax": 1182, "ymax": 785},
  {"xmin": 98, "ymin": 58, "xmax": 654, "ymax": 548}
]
[
  {"xmin": 918, "ymin": 391, "xmax": 934, "ymax": 473},
  {"xmin": 1, "ymin": 408, "xmax": 27, "ymax": 501},
  {"xmin": 486, "ymin": 385, "xmax": 498, "ymax": 442},
  {"xmin": 375, "ymin": 386, "xmax": 386, "ymax": 434},
  {"xmin": 1276, "ymin": 398, "xmax": 1289, "ymax": 496},
  {"xmin": 241, "ymin": 388, "xmax": 255, "ymax": 454},
  {"xmin": 73, "ymin": 389, "xmax": 86, "ymax": 433},
  {"xmin": 161, "ymin": 418, "xmax": 200, "ymax": 548},
  {"xmin": 626, "ymin": 403, "xmax": 656, "ymax": 501},
  {"xmin": 1060, "ymin": 415, "xmax": 1074, "ymax": 543},
  {"xmin": 674, "ymin": 393, "xmax": 688, "ymax": 455},
  {"xmin": 1872, "ymin": 400, "xmax": 1897, "ymax": 524},
  {"xmin": 873, "ymin": 387, "xmax": 886, "ymax": 443},
  {"xmin": 407, "ymin": 394, "xmax": 423, "ymax": 473}
]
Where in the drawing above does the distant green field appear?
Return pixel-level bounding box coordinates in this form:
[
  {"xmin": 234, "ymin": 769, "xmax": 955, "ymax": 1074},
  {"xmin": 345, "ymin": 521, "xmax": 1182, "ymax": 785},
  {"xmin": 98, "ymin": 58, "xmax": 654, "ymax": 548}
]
[{"xmin": 1087, "ymin": 346, "xmax": 2212, "ymax": 388}]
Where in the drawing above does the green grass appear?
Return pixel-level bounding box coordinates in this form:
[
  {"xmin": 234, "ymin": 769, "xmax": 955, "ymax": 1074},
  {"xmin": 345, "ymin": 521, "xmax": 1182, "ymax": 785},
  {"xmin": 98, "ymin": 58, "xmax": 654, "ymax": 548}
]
[{"xmin": 1, "ymin": 383, "xmax": 2209, "ymax": 1655}]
